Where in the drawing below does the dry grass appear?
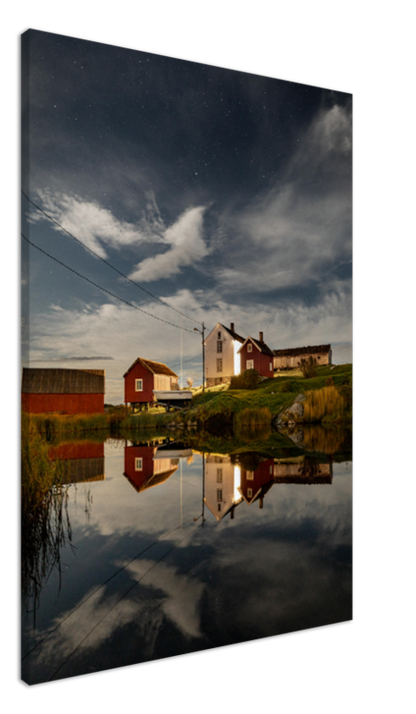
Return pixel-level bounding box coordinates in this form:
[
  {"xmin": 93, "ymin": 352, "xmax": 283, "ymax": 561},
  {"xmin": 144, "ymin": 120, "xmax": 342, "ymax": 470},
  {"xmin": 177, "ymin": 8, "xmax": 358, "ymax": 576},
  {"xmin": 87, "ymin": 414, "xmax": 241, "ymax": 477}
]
[{"xmin": 302, "ymin": 385, "xmax": 345, "ymax": 422}]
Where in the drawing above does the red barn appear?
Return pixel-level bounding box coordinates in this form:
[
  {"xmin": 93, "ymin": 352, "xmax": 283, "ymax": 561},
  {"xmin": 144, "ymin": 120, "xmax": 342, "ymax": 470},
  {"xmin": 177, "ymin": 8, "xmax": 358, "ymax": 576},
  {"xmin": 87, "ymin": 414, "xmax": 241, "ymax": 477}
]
[
  {"xmin": 21, "ymin": 368, "xmax": 105, "ymax": 415},
  {"xmin": 124, "ymin": 357, "xmax": 178, "ymax": 411},
  {"xmin": 238, "ymin": 332, "xmax": 274, "ymax": 378}
]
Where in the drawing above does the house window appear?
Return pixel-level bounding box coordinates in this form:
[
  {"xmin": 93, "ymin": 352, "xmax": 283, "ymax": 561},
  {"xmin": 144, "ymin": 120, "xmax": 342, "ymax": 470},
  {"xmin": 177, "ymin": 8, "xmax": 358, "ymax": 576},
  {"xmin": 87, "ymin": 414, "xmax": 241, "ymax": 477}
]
[
  {"xmin": 217, "ymin": 331, "xmax": 221, "ymax": 339},
  {"xmin": 269, "ymin": 362, "xmax": 272, "ymax": 371},
  {"xmin": 247, "ymin": 488, "xmax": 253, "ymax": 498},
  {"xmin": 217, "ymin": 503, "xmax": 221, "ymax": 512},
  {"xmin": 135, "ymin": 379, "xmax": 143, "ymax": 391},
  {"xmin": 217, "ymin": 489, "xmax": 223, "ymax": 501},
  {"xmin": 247, "ymin": 343, "xmax": 252, "ymax": 352},
  {"xmin": 217, "ymin": 341, "xmax": 223, "ymax": 353},
  {"xmin": 135, "ymin": 457, "xmax": 143, "ymax": 471},
  {"xmin": 246, "ymin": 360, "xmax": 254, "ymax": 370},
  {"xmin": 217, "ymin": 468, "xmax": 223, "ymax": 482},
  {"xmin": 247, "ymin": 471, "xmax": 254, "ymax": 480},
  {"xmin": 217, "ymin": 359, "xmax": 223, "ymax": 372}
]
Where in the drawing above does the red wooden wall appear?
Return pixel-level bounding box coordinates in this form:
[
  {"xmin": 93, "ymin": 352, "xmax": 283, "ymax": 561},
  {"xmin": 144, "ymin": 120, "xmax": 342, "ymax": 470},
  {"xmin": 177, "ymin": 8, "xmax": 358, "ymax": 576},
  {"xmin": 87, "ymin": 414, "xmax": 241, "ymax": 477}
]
[
  {"xmin": 240, "ymin": 342, "xmax": 273, "ymax": 378},
  {"xmin": 124, "ymin": 363, "xmax": 154, "ymax": 404},
  {"xmin": 21, "ymin": 393, "xmax": 104, "ymax": 414}
]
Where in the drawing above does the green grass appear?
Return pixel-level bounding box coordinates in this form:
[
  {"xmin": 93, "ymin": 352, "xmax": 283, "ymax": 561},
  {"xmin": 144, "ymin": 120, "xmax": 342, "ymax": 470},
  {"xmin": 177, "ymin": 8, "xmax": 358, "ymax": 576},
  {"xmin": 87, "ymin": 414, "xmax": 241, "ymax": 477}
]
[{"xmin": 189, "ymin": 364, "xmax": 352, "ymax": 426}]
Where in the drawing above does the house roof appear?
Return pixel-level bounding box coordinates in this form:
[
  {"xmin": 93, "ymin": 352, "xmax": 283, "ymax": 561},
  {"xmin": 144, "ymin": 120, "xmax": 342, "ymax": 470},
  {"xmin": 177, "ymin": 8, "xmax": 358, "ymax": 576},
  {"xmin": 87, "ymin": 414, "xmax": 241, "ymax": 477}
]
[
  {"xmin": 273, "ymin": 344, "xmax": 331, "ymax": 357},
  {"xmin": 204, "ymin": 322, "xmax": 245, "ymax": 344},
  {"xmin": 21, "ymin": 368, "xmax": 105, "ymax": 394},
  {"xmin": 123, "ymin": 357, "xmax": 178, "ymax": 379},
  {"xmin": 238, "ymin": 336, "xmax": 274, "ymax": 357}
]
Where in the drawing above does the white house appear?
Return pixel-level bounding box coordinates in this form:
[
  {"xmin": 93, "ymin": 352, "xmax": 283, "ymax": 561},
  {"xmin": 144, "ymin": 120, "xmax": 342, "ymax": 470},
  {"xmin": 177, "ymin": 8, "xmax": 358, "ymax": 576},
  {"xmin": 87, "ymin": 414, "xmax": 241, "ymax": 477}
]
[{"xmin": 204, "ymin": 322, "xmax": 245, "ymax": 387}]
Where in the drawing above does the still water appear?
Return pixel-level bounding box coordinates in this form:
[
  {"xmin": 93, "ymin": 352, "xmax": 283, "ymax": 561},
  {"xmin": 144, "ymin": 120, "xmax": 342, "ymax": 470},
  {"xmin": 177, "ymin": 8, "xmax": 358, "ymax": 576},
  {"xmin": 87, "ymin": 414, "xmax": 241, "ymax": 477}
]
[{"xmin": 21, "ymin": 429, "xmax": 352, "ymax": 685}]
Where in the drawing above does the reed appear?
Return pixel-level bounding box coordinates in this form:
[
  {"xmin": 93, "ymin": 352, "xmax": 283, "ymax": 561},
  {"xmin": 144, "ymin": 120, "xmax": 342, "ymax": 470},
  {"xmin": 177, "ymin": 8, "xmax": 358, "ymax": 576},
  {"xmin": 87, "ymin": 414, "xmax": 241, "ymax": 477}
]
[
  {"xmin": 302, "ymin": 385, "xmax": 345, "ymax": 422},
  {"xmin": 29, "ymin": 413, "xmax": 109, "ymax": 441},
  {"xmin": 21, "ymin": 415, "xmax": 72, "ymax": 610}
]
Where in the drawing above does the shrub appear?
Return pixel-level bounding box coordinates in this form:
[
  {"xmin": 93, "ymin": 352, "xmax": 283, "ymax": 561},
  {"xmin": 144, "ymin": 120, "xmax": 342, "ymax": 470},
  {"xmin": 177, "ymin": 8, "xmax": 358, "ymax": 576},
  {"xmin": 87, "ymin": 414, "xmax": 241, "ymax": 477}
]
[
  {"xmin": 279, "ymin": 380, "xmax": 301, "ymax": 393},
  {"xmin": 235, "ymin": 407, "xmax": 271, "ymax": 437},
  {"xmin": 230, "ymin": 369, "xmax": 260, "ymax": 390},
  {"xmin": 299, "ymin": 356, "xmax": 317, "ymax": 378}
]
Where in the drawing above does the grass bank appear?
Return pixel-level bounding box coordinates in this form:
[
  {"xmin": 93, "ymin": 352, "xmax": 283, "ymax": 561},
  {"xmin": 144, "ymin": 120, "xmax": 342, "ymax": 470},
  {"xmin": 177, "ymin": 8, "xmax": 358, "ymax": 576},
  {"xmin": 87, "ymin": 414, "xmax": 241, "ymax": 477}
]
[{"xmin": 186, "ymin": 363, "xmax": 352, "ymax": 429}]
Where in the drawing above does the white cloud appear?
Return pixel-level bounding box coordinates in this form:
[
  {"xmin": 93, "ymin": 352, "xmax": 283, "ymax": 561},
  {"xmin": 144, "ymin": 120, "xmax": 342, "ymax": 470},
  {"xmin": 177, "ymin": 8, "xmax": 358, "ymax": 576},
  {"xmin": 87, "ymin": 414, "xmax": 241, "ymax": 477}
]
[
  {"xmin": 30, "ymin": 189, "xmax": 167, "ymax": 259},
  {"xmin": 215, "ymin": 105, "xmax": 352, "ymax": 292},
  {"xmin": 25, "ymin": 279, "xmax": 351, "ymax": 403},
  {"xmin": 129, "ymin": 206, "xmax": 209, "ymax": 282}
]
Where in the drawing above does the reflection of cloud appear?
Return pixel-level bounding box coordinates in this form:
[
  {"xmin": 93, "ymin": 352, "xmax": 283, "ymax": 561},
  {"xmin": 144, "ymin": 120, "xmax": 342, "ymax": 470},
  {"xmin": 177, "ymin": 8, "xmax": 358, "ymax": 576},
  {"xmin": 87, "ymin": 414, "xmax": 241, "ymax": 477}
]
[
  {"xmin": 127, "ymin": 560, "xmax": 204, "ymax": 638},
  {"xmin": 22, "ymin": 555, "xmax": 204, "ymax": 683}
]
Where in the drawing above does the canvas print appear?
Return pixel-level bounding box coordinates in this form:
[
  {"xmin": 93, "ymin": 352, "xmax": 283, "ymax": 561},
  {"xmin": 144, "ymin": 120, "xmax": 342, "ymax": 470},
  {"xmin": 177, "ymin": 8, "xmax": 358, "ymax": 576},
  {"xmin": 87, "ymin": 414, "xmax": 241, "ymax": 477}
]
[{"xmin": 21, "ymin": 29, "xmax": 352, "ymax": 685}]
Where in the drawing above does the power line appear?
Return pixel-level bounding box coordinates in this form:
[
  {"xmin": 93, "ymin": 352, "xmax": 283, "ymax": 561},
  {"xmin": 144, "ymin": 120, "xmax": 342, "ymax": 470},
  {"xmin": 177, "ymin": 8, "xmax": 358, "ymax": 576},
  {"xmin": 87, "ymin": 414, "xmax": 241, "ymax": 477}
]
[
  {"xmin": 170, "ymin": 353, "xmax": 202, "ymax": 370},
  {"xmin": 21, "ymin": 190, "xmax": 198, "ymax": 326},
  {"xmin": 21, "ymin": 233, "xmax": 197, "ymax": 334}
]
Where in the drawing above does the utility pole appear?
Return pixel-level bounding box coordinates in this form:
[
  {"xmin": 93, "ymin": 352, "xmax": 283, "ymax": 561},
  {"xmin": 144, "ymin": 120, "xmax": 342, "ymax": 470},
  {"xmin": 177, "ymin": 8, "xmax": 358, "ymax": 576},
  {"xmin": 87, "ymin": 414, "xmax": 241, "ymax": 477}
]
[{"xmin": 194, "ymin": 321, "xmax": 205, "ymax": 393}]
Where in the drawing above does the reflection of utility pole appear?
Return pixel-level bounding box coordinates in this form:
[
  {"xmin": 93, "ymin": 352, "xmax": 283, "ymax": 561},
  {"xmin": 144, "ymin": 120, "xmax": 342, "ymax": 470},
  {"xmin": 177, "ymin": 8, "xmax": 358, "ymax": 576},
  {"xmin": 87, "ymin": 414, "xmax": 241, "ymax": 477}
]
[
  {"xmin": 193, "ymin": 451, "xmax": 206, "ymax": 527},
  {"xmin": 202, "ymin": 451, "xmax": 206, "ymax": 527},
  {"xmin": 193, "ymin": 322, "xmax": 205, "ymax": 393}
]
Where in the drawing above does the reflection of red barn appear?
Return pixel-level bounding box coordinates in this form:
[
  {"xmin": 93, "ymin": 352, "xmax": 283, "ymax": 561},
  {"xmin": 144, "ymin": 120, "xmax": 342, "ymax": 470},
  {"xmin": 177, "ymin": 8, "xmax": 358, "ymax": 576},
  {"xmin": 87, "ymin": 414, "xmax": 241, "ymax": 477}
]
[
  {"xmin": 124, "ymin": 358, "xmax": 178, "ymax": 410},
  {"xmin": 21, "ymin": 368, "xmax": 105, "ymax": 415},
  {"xmin": 238, "ymin": 332, "xmax": 274, "ymax": 378},
  {"xmin": 48, "ymin": 441, "xmax": 105, "ymax": 483},
  {"xmin": 124, "ymin": 445, "xmax": 178, "ymax": 493},
  {"xmin": 238, "ymin": 458, "xmax": 275, "ymax": 508}
]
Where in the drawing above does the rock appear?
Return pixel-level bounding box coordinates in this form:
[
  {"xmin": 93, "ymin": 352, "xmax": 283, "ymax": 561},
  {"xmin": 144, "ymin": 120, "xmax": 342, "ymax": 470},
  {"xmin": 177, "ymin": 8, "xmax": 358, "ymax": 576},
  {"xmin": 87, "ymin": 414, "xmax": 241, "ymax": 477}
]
[
  {"xmin": 294, "ymin": 393, "xmax": 306, "ymax": 403},
  {"xmin": 288, "ymin": 401, "xmax": 304, "ymax": 418}
]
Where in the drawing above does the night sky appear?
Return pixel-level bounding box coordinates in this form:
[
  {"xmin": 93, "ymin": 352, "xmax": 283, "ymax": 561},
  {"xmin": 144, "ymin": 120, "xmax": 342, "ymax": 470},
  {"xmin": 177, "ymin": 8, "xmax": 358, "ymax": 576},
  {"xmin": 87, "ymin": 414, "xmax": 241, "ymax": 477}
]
[{"xmin": 22, "ymin": 29, "xmax": 352, "ymax": 402}]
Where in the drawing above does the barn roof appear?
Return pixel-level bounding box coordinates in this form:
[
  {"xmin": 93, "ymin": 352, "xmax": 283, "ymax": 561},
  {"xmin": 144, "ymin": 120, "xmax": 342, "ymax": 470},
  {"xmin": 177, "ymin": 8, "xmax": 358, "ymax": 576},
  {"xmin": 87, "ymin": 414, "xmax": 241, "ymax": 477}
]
[
  {"xmin": 273, "ymin": 344, "xmax": 331, "ymax": 357},
  {"xmin": 22, "ymin": 368, "xmax": 105, "ymax": 394},
  {"xmin": 123, "ymin": 357, "xmax": 178, "ymax": 379}
]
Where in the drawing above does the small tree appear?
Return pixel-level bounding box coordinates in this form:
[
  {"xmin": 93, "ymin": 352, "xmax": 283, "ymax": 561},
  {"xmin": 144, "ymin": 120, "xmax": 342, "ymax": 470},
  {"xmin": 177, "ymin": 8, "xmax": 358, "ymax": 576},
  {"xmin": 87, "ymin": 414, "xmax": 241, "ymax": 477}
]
[
  {"xmin": 186, "ymin": 377, "xmax": 194, "ymax": 389},
  {"xmin": 299, "ymin": 356, "xmax": 317, "ymax": 379}
]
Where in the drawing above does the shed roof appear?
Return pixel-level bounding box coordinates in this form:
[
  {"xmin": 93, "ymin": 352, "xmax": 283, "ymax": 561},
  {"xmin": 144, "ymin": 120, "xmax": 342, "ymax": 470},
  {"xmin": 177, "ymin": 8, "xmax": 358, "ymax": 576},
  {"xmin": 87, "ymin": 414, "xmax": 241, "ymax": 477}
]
[
  {"xmin": 273, "ymin": 344, "xmax": 331, "ymax": 357},
  {"xmin": 123, "ymin": 357, "xmax": 178, "ymax": 379},
  {"xmin": 22, "ymin": 368, "xmax": 105, "ymax": 394}
]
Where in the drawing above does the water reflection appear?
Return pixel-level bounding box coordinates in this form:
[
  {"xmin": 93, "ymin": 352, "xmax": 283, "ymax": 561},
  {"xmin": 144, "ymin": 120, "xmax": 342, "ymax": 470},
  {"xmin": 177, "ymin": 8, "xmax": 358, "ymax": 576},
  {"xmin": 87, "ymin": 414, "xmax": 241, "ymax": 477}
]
[
  {"xmin": 21, "ymin": 425, "xmax": 352, "ymax": 685},
  {"xmin": 49, "ymin": 441, "xmax": 105, "ymax": 483}
]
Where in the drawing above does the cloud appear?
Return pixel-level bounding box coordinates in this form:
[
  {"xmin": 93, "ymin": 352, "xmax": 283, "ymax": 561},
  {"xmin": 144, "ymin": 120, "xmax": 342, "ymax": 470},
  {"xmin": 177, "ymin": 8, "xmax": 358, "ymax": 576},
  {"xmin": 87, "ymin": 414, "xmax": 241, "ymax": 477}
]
[
  {"xmin": 213, "ymin": 104, "xmax": 352, "ymax": 293},
  {"xmin": 129, "ymin": 206, "xmax": 209, "ymax": 282},
  {"xmin": 29, "ymin": 189, "xmax": 167, "ymax": 259}
]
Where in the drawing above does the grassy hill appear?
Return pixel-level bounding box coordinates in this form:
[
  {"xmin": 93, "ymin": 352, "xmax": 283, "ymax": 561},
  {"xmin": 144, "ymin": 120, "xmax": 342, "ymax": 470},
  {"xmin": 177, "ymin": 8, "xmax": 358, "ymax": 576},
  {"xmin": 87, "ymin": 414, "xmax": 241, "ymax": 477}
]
[{"xmin": 187, "ymin": 363, "xmax": 352, "ymax": 427}]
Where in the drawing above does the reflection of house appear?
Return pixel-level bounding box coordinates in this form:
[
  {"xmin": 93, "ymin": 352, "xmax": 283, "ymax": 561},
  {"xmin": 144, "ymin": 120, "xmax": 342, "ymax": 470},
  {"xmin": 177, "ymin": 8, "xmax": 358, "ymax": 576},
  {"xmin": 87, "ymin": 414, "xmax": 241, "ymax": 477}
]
[
  {"xmin": 204, "ymin": 322, "xmax": 245, "ymax": 388},
  {"xmin": 273, "ymin": 345, "xmax": 332, "ymax": 370},
  {"xmin": 48, "ymin": 441, "xmax": 105, "ymax": 483},
  {"xmin": 21, "ymin": 368, "xmax": 105, "ymax": 414},
  {"xmin": 204, "ymin": 453, "xmax": 243, "ymax": 520},
  {"xmin": 124, "ymin": 445, "xmax": 179, "ymax": 493},
  {"xmin": 124, "ymin": 358, "xmax": 179, "ymax": 410},
  {"xmin": 238, "ymin": 333, "xmax": 274, "ymax": 378},
  {"xmin": 238, "ymin": 458, "xmax": 275, "ymax": 508}
]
